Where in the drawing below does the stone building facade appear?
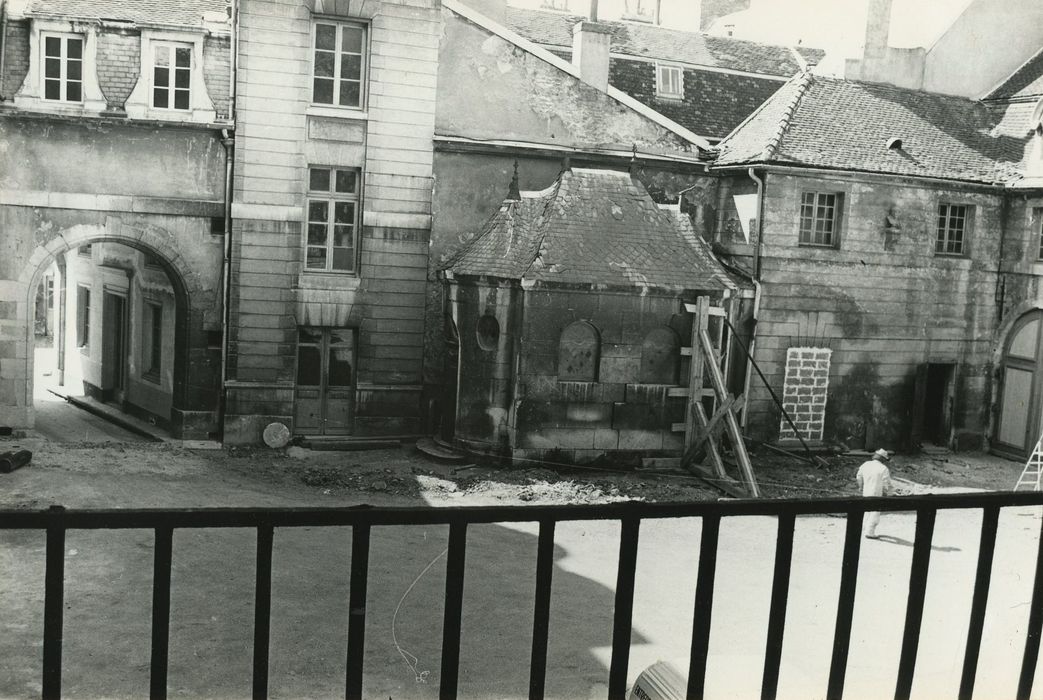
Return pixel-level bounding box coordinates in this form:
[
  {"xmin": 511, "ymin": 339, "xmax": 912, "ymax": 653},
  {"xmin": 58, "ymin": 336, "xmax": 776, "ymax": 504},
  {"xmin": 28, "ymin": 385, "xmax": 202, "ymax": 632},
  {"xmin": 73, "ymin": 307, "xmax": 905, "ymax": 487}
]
[{"xmin": 0, "ymin": 0, "xmax": 231, "ymax": 438}]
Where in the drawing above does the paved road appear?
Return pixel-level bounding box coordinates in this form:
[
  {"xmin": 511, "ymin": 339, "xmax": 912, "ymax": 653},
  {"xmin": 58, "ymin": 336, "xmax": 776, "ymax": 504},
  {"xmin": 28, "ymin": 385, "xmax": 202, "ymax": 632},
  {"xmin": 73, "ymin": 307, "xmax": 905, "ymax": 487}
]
[
  {"xmin": 31, "ymin": 343, "xmax": 145, "ymax": 443},
  {"xmin": 31, "ymin": 391, "xmax": 146, "ymax": 443}
]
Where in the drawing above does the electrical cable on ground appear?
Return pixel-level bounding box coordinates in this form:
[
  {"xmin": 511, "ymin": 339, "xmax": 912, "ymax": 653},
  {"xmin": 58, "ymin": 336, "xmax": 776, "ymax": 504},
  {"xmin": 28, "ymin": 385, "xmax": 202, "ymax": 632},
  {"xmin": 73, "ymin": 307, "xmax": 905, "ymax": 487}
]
[{"xmin": 391, "ymin": 546, "xmax": 448, "ymax": 683}]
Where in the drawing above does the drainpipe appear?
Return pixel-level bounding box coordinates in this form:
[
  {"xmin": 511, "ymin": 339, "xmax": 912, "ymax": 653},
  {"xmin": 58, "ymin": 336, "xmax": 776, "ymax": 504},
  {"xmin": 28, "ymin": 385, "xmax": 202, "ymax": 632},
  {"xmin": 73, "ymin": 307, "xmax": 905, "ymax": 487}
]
[
  {"xmin": 219, "ymin": 130, "xmax": 234, "ymax": 439},
  {"xmin": 748, "ymin": 167, "xmax": 765, "ymax": 278},
  {"xmin": 0, "ymin": 0, "xmax": 8, "ymax": 101},
  {"xmin": 741, "ymin": 167, "xmax": 766, "ymax": 425},
  {"xmin": 228, "ymin": 0, "xmax": 237, "ymax": 121}
]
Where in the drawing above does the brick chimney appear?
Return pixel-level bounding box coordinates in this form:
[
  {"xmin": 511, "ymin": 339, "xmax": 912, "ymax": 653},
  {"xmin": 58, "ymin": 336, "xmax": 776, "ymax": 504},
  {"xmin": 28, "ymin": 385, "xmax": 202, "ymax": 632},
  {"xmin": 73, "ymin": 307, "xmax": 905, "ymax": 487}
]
[{"xmin": 572, "ymin": 20, "xmax": 613, "ymax": 91}]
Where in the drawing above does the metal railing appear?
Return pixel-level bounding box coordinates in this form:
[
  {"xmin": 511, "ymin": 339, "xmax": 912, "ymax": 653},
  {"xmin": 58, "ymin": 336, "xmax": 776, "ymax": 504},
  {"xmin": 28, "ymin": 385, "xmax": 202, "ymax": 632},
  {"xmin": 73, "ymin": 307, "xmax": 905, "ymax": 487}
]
[{"xmin": 2, "ymin": 491, "xmax": 1043, "ymax": 700}]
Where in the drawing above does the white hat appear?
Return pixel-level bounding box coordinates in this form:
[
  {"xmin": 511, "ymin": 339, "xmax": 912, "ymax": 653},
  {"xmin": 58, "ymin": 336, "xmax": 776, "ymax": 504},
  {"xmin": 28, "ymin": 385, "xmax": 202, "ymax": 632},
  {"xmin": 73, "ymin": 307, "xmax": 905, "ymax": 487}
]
[{"xmin": 873, "ymin": 448, "xmax": 890, "ymax": 460}]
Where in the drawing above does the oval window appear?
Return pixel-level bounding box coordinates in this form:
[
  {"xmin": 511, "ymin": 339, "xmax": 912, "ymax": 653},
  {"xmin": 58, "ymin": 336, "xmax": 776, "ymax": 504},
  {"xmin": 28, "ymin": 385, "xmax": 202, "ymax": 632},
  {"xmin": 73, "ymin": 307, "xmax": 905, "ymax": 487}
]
[{"xmin": 476, "ymin": 314, "xmax": 500, "ymax": 351}]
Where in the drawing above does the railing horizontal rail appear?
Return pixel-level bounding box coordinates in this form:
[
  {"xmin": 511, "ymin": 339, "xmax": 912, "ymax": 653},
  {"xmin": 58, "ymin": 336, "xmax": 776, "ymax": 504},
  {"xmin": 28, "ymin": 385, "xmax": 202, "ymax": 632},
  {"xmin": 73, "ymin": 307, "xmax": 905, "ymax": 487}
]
[
  {"xmin": 7, "ymin": 492, "xmax": 1043, "ymax": 700},
  {"xmin": 3, "ymin": 491, "xmax": 1042, "ymax": 530}
]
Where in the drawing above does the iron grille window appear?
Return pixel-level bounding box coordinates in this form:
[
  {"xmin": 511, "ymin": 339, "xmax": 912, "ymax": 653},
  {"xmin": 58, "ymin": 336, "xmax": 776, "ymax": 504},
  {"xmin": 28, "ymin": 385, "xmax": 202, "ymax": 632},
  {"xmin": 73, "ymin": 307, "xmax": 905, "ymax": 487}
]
[
  {"xmin": 936, "ymin": 203, "xmax": 968, "ymax": 255},
  {"xmin": 306, "ymin": 167, "xmax": 360, "ymax": 272},
  {"xmin": 799, "ymin": 192, "xmax": 840, "ymax": 246},
  {"xmin": 312, "ymin": 22, "xmax": 366, "ymax": 108},
  {"xmin": 42, "ymin": 33, "xmax": 83, "ymax": 102},
  {"xmin": 152, "ymin": 42, "xmax": 192, "ymax": 110},
  {"xmin": 656, "ymin": 64, "xmax": 683, "ymax": 98}
]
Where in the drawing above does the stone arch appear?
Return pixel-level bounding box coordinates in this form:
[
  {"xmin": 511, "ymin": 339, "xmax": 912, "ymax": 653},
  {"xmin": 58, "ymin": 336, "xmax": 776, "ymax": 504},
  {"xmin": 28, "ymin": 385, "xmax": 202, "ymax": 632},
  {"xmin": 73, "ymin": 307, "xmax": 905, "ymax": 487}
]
[
  {"xmin": 991, "ymin": 303, "xmax": 1043, "ymax": 457},
  {"xmin": 11, "ymin": 217, "xmax": 209, "ymax": 434}
]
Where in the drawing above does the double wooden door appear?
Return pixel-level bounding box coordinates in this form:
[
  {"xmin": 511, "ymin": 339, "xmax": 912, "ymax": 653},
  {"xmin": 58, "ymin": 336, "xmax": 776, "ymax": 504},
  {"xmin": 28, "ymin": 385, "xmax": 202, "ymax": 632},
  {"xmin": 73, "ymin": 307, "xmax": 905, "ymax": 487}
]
[{"xmin": 294, "ymin": 328, "xmax": 355, "ymax": 435}]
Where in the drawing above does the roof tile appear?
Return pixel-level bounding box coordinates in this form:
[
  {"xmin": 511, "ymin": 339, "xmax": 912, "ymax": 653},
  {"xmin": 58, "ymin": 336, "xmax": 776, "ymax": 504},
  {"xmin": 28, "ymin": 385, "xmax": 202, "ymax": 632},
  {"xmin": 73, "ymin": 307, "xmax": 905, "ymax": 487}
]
[
  {"xmin": 444, "ymin": 168, "xmax": 736, "ymax": 292},
  {"xmin": 714, "ymin": 74, "xmax": 1028, "ymax": 185},
  {"xmin": 28, "ymin": 0, "xmax": 228, "ymax": 27}
]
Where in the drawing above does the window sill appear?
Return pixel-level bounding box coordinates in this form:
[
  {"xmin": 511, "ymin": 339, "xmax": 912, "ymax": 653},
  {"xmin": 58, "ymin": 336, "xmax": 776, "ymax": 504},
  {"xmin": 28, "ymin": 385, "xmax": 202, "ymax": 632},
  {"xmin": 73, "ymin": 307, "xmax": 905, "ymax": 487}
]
[
  {"xmin": 141, "ymin": 371, "xmax": 161, "ymax": 385},
  {"xmin": 299, "ymin": 271, "xmax": 362, "ymax": 291},
  {"xmin": 797, "ymin": 243, "xmax": 839, "ymax": 249},
  {"xmin": 306, "ymin": 105, "xmax": 368, "ymax": 121},
  {"xmin": 655, "ymin": 94, "xmax": 684, "ymax": 101},
  {"xmin": 933, "ymin": 252, "xmax": 969, "ymax": 259}
]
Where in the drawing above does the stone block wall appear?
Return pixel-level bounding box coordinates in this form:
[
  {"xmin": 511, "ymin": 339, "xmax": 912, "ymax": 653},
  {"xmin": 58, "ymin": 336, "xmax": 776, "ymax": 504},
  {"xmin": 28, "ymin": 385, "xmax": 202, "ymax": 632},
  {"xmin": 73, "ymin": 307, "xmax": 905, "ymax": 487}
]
[{"xmin": 741, "ymin": 170, "xmax": 1005, "ymax": 450}]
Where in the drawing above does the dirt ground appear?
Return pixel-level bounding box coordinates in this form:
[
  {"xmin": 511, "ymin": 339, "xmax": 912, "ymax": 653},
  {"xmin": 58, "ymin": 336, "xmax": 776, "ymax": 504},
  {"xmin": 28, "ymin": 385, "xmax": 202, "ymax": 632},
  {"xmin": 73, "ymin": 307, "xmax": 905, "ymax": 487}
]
[{"xmin": 0, "ymin": 435, "xmax": 1035, "ymax": 700}]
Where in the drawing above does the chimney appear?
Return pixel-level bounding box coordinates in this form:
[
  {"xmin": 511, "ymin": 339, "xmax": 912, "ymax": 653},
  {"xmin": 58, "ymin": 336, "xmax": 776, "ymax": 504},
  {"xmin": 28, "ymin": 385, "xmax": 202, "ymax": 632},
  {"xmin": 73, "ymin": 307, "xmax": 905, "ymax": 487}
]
[
  {"xmin": 460, "ymin": 0, "xmax": 506, "ymax": 24},
  {"xmin": 572, "ymin": 20, "xmax": 613, "ymax": 91},
  {"xmin": 863, "ymin": 0, "xmax": 893, "ymax": 58}
]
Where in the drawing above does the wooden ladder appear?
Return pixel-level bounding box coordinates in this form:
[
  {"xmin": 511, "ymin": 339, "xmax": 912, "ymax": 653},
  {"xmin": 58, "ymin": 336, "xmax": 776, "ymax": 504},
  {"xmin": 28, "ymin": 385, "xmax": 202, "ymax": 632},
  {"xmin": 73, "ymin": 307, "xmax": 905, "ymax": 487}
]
[
  {"xmin": 675, "ymin": 296, "xmax": 760, "ymax": 497},
  {"xmin": 1015, "ymin": 435, "xmax": 1043, "ymax": 492}
]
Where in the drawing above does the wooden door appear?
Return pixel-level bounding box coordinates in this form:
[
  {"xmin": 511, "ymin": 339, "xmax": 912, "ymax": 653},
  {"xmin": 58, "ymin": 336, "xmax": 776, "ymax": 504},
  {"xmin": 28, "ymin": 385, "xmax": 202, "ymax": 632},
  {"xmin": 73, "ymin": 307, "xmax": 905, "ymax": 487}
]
[
  {"xmin": 293, "ymin": 328, "xmax": 355, "ymax": 436},
  {"xmin": 101, "ymin": 291, "xmax": 128, "ymax": 403},
  {"xmin": 995, "ymin": 311, "xmax": 1043, "ymax": 458}
]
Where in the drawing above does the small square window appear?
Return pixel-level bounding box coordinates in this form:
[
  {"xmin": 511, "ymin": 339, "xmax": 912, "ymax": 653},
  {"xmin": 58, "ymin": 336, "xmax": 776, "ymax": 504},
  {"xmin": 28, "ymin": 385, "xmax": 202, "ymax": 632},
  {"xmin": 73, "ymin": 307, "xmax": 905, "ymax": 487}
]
[
  {"xmin": 305, "ymin": 166, "xmax": 361, "ymax": 273},
  {"xmin": 936, "ymin": 203, "xmax": 969, "ymax": 256},
  {"xmin": 656, "ymin": 64, "xmax": 683, "ymax": 99},
  {"xmin": 798, "ymin": 192, "xmax": 842, "ymax": 247},
  {"xmin": 312, "ymin": 21, "xmax": 367, "ymax": 108}
]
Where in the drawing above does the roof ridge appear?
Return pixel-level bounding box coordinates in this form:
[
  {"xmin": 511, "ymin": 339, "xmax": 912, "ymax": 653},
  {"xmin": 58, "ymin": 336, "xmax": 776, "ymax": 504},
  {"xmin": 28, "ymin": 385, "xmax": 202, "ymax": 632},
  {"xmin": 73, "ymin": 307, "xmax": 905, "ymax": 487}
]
[
  {"xmin": 519, "ymin": 173, "xmax": 566, "ymax": 281},
  {"xmin": 762, "ymin": 70, "xmax": 813, "ymax": 161},
  {"xmin": 504, "ymin": 4, "xmax": 824, "ymax": 59}
]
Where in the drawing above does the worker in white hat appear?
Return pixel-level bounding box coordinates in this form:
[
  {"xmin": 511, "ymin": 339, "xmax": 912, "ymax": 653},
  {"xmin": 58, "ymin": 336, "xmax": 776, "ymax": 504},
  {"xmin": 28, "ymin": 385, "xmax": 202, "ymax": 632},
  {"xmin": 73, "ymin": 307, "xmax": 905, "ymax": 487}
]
[{"xmin": 856, "ymin": 448, "xmax": 895, "ymax": 539}]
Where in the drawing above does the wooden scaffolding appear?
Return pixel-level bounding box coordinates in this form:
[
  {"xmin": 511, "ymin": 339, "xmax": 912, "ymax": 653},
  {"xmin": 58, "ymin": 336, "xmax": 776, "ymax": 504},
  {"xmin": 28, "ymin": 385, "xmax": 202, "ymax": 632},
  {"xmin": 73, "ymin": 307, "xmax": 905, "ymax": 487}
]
[{"xmin": 675, "ymin": 296, "xmax": 760, "ymax": 497}]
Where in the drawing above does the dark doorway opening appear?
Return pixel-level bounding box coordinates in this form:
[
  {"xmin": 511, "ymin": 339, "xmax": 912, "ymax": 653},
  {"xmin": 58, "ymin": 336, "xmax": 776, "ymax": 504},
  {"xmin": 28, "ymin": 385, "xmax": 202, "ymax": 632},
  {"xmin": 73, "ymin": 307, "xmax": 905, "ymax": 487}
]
[{"xmin": 912, "ymin": 362, "xmax": 956, "ymax": 450}]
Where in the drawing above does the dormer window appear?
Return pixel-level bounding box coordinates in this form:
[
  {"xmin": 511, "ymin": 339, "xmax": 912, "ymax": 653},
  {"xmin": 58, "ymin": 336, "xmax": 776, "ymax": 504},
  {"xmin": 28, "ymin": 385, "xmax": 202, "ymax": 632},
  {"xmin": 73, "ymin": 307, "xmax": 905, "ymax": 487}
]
[
  {"xmin": 151, "ymin": 42, "xmax": 192, "ymax": 110},
  {"xmin": 656, "ymin": 64, "xmax": 683, "ymax": 99},
  {"xmin": 41, "ymin": 33, "xmax": 83, "ymax": 102}
]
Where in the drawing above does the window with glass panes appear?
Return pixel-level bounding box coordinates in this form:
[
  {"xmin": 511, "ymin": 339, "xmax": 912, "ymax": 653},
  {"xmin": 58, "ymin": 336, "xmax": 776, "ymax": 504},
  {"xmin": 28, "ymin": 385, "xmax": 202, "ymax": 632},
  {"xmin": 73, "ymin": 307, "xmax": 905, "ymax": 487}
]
[
  {"xmin": 936, "ymin": 203, "xmax": 968, "ymax": 255},
  {"xmin": 42, "ymin": 33, "xmax": 83, "ymax": 102},
  {"xmin": 152, "ymin": 42, "xmax": 191, "ymax": 110},
  {"xmin": 306, "ymin": 167, "xmax": 360, "ymax": 272},
  {"xmin": 799, "ymin": 192, "xmax": 840, "ymax": 246},
  {"xmin": 656, "ymin": 64, "xmax": 683, "ymax": 98},
  {"xmin": 312, "ymin": 22, "xmax": 366, "ymax": 108}
]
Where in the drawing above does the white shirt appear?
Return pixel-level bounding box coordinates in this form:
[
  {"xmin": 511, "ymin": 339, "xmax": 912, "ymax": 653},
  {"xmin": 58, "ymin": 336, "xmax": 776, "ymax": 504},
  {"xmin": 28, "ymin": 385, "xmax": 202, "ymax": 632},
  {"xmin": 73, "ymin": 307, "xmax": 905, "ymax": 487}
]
[{"xmin": 856, "ymin": 459, "xmax": 894, "ymax": 497}]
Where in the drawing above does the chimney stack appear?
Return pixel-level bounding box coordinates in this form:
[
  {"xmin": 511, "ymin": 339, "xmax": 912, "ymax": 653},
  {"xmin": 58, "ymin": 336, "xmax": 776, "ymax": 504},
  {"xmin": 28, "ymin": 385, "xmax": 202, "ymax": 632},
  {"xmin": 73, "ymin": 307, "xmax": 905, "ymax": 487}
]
[
  {"xmin": 572, "ymin": 20, "xmax": 613, "ymax": 91},
  {"xmin": 863, "ymin": 0, "xmax": 893, "ymax": 58}
]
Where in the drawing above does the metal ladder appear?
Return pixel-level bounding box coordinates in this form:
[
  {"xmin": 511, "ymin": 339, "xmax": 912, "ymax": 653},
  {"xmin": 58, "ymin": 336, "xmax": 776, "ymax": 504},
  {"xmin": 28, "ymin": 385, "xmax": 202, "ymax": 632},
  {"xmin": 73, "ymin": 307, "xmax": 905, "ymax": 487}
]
[{"xmin": 1015, "ymin": 435, "xmax": 1043, "ymax": 491}]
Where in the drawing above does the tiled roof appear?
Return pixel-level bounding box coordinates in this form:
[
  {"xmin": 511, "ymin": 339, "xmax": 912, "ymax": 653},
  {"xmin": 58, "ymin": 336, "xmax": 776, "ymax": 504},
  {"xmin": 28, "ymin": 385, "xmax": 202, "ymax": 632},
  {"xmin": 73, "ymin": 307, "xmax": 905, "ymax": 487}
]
[
  {"xmin": 504, "ymin": 6, "xmax": 823, "ymax": 77},
  {"xmin": 27, "ymin": 0, "xmax": 228, "ymax": 27},
  {"xmin": 714, "ymin": 73, "xmax": 1028, "ymax": 185},
  {"xmin": 985, "ymin": 48, "xmax": 1043, "ymax": 101},
  {"xmin": 444, "ymin": 168, "xmax": 736, "ymax": 293},
  {"xmin": 606, "ymin": 56, "xmax": 787, "ymax": 140}
]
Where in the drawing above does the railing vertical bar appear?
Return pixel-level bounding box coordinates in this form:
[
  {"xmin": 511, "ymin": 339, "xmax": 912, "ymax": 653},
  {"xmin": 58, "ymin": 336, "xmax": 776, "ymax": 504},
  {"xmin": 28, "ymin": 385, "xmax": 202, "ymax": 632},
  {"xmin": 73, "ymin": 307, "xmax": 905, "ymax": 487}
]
[
  {"xmin": 252, "ymin": 524, "xmax": 274, "ymax": 700},
  {"xmin": 826, "ymin": 509, "xmax": 864, "ymax": 700},
  {"xmin": 958, "ymin": 506, "xmax": 999, "ymax": 700},
  {"xmin": 439, "ymin": 522, "xmax": 468, "ymax": 700},
  {"xmin": 761, "ymin": 513, "xmax": 796, "ymax": 700},
  {"xmin": 528, "ymin": 520, "xmax": 556, "ymax": 700},
  {"xmin": 608, "ymin": 517, "xmax": 641, "ymax": 700},
  {"xmin": 687, "ymin": 514, "xmax": 721, "ymax": 700},
  {"xmin": 345, "ymin": 524, "xmax": 371, "ymax": 700},
  {"xmin": 149, "ymin": 526, "xmax": 174, "ymax": 700},
  {"xmin": 42, "ymin": 506, "xmax": 66, "ymax": 700},
  {"xmin": 1017, "ymin": 506, "xmax": 1043, "ymax": 700},
  {"xmin": 894, "ymin": 508, "xmax": 936, "ymax": 700}
]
